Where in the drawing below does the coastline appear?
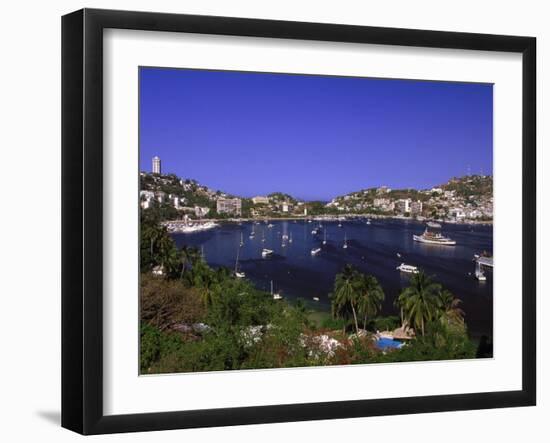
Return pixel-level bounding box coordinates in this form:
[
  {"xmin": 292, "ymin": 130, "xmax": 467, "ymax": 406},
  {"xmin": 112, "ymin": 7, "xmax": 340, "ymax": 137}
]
[{"xmin": 166, "ymin": 214, "xmax": 493, "ymax": 226}]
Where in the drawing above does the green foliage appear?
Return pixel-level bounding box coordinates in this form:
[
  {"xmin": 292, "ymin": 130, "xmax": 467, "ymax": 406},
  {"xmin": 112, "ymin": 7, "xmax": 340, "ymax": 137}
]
[
  {"xmin": 331, "ymin": 265, "xmax": 384, "ymax": 333},
  {"xmin": 371, "ymin": 316, "xmax": 400, "ymax": 332},
  {"xmin": 140, "ymin": 209, "xmax": 181, "ymax": 276},
  {"xmin": 139, "ymin": 214, "xmax": 477, "ymax": 374},
  {"xmin": 443, "ymin": 174, "xmax": 492, "ymax": 198},
  {"xmin": 395, "ymin": 271, "xmax": 442, "ymax": 336}
]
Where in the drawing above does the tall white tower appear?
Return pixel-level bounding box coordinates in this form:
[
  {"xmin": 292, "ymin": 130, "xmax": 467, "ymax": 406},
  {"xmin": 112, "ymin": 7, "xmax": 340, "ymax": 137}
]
[{"xmin": 152, "ymin": 156, "xmax": 161, "ymax": 175}]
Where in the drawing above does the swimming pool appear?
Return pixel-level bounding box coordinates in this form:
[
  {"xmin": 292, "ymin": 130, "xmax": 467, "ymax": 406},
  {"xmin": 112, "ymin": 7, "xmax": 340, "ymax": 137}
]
[{"xmin": 376, "ymin": 337, "xmax": 404, "ymax": 350}]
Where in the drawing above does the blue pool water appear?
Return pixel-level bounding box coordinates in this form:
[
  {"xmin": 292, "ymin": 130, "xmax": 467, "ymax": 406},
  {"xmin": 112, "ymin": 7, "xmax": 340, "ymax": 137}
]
[{"xmin": 376, "ymin": 338, "xmax": 404, "ymax": 350}]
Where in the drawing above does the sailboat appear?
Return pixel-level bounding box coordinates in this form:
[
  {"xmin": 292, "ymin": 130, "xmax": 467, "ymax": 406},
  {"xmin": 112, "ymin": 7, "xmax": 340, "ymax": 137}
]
[
  {"xmin": 240, "ymin": 232, "xmax": 244, "ymax": 247},
  {"xmin": 261, "ymin": 230, "xmax": 266, "ymax": 243},
  {"xmin": 343, "ymin": 233, "xmax": 348, "ymax": 249},
  {"xmin": 289, "ymin": 232, "xmax": 293, "ymax": 244},
  {"xmin": 249, "ymin": 225, "xmax": 255, "ymax": 239},
  {"xmin": 234, "ymin": 247, "xmax": 245, "ymax": 278},
  {"xmin": 271, "ymin": 280, "xmax": 282, "ymax": 300},
  {"xmin": 323, "ymin": 230, "xmax": 327, "ymax": 245}
]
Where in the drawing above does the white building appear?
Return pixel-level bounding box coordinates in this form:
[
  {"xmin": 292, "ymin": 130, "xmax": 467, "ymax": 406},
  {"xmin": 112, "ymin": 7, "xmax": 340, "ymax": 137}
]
[
  {"xmin": 252, "ymin": 196, "xmax": 270, "ymax": 205},
  {"xmin": 281, "ymin": 202, "xmax": 292, "ymax": 213},
  {"xmin": 195, "ymin": 206, "xmax": 210, "ymax": 217},
  {"xmin": 410, "ymin": 200, "xmax": 423, "ymax": 215},
  {"xmin": 140, "ymin": 190, "xmax": 155, "ymax": 199},
  {"xmin": 217, "ymin": 198, "xmax": 242, "ymax": 216},
  {"xmin": 152, "ymin": 156, "xmax": 161, "ymax": 175},
  {"xmin": 450, "ymin": 208, "xmax": 466, "ymax": 219},
  {"xmin": 444, "ymin": 190, "xmax": 455, "ymax": 199},
  {"xmin": 156, "ymin": 191, "xmax": 166, "ymax": 203},
  {"xmin": 395, "ymin": 199, "xmax": 411, "ymax": 214},
  {"xmin": 373, "ymin": 198, "xmax": 390, "ymax": 207}
]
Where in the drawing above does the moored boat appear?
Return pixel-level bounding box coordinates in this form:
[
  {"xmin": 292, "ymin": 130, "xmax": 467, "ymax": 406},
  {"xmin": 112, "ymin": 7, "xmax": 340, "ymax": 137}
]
[
  {"xmin": 413, "ymin": 222, "xmax": 456, "ymax": 245},
  {"xmin": 396, "ymin": 263, "xmax": 419, "ymax": 274},
  {"xmin": 261, "ymin": 248, "xmax": 274, "ymax": 258}
]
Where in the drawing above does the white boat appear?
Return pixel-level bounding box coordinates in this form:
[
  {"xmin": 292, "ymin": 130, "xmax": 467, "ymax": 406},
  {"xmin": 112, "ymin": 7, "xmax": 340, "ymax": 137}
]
[
  {"xmin": 164, "ymin": 221, "xmax": 218, "ymax": 234},
  {"xmin": 413, "ymin": 222, "xmax": 456, "ymax": 246},
  {"xmin": 476, "ymin": 269, "xmax": 487, "ymax": 281},
  {"xmin": 311, "ymin": 247, "xmax": 321, "ymax": 256},
  {"xmin": 282, "ymin": 234, "xmax": 289, "ymax": 240},
  {"xmin": 289, "ymin": 233, "xmax": 293, "ymax": 243},
  {"xmin": 234, "ymin": 246, "xmax": 245, "ymax": 278},
  {"xmin": 343, "ymin": 233, "xmax": 348, "ymax": 249},
  {"xmin": 267, "ymin": 223, "xmax": 274, "ymax": 228},
  {"xmin": 313, "ymin": 296, "xmax": 320, "ymax": 302},
  {"xmin": 366, "ymin": 219, "xmax": 372, "ymax": 225},
  {"xmin": 262, "ymin": 248, "xmax": 274, "ymax": 258},
  {"xmin": 338, "ymin": 223, "xmax": 342, "ymax": 228},
  {"xmin": 271, "ymin": 280, "xmax": 282, "ymax": 300},
  {"xmin": 249, "ymin": 225, "xmax": 255, "ymax": 239},
  {"xmin": 322, "ymin": 230, "xmax": 327, "ymax": 245},
  {"xmin": 239, "ymin": 232, "xmax": 244, "ymax": 247},
  {"xmin": 475, "ymin": 258, "xmax": 487, "ymax": 281},
  {"xmin": 396, "ymin": 263, "xmax": 419, "ymax": 274},
  {"xmin": 311, "ymin": 228, "xmax": 319, "ymax": 235}
]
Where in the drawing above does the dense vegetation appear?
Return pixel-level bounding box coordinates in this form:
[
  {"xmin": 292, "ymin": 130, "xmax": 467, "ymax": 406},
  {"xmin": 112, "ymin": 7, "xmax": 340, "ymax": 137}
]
[
  {"xmin": 140, "ymin": 211, "xmax": 477, "ymax": 374},
  {"xmin": 443, "ymin": 174, "xmax": 493, "ymax": 198}
]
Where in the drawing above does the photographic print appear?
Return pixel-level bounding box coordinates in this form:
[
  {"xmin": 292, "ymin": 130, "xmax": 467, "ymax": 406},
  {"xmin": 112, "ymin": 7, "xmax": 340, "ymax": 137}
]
[{"xmin": 139, "ymin": 67, "xmax": 494, "ymax": 375}]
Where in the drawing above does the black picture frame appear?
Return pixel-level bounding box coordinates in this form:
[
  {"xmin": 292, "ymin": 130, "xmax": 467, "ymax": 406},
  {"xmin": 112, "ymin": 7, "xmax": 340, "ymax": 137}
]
[{"xmin": 62, "ymin": 8, "xmax": 536, "ymax": 435}]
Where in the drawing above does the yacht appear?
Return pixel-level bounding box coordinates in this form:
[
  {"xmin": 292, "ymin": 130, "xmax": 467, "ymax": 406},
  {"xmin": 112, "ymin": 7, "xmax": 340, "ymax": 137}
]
[
  {"xmin": 311, "ymin": 247, "xmax": 321, "ymax": 256},
  {"xmin": 413, "ymin": 222, "xmax": 456, "ymax": 246},
  {"xmin": 261, "ymin": 248, "xmax": 274, "ymax": 258},
  {"xmin": 396, "ymin": 263, "xmax": 419, "ymax": 274}
]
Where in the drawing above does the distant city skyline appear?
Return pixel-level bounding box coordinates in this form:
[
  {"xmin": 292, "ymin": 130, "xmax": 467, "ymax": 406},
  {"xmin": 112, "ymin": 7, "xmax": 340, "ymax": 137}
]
[{"xmin": 139, "ymin": 67, "xmax": 493, "ymax": 201}]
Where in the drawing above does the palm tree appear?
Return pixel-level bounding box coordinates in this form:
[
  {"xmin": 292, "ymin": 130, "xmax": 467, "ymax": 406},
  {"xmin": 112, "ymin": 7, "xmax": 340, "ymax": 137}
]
[
  {"xmin": 396, "ymin": 271, "xmax": 442, "ymax": 336},
  {"xmin": 438, "ymin": 289, "xmax": 465, "ymax": 327},
  {"xmin": 332, "ymin": 265, "xmax": 362, "ymax": 333},
  {"xmin": 357, "ymin": 274, "xmax": 385, "ymax": 330},
  {"xmin": 178, "ymin": 245, "xmax": 201, "ymax": 280}
]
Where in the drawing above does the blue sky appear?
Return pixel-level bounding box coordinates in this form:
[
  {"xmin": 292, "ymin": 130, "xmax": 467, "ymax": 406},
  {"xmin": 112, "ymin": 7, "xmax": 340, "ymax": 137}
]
[{"xmin": 139, "ymin": 67, "xmax": 493, "ymax": 201}]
